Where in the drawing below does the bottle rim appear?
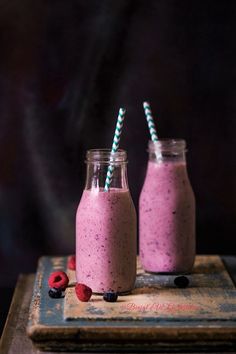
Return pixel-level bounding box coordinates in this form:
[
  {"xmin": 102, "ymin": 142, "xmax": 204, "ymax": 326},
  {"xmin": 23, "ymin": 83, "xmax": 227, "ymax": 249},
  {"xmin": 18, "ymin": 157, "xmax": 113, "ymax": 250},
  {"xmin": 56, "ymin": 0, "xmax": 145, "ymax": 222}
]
[
  {"xmin": 86, "ymin": 149, "xmax": 128, "ymax": 164},
  {"xmin": 148, "ymin": 139, "xmax": 187, "ymax": 153}
]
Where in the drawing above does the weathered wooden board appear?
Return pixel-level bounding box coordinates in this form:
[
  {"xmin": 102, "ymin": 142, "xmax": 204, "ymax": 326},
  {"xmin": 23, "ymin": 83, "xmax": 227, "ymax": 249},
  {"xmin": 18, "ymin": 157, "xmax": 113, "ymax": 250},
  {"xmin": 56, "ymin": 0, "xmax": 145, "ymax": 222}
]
[
  {"xmin": 1, "ymin": 272, "xmax": 236, "ymax": 354},
  {"xmin": 26, "ymin": 255, "xmax": 236, "ymax": 352},
  {"xmin": 64, "ymin": 256, "xmax": 236, "ymax": 320}
]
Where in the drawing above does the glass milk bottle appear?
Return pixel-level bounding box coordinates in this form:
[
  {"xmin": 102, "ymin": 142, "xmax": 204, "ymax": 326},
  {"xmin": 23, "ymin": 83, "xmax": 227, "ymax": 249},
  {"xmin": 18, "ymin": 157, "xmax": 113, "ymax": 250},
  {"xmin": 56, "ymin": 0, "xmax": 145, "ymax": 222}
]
[
  {"xmin": 76, "ymin": 149, "xmax": 137, "ymax": 293},
  {"xmin": 139, "ymin": 139, "xmax": 196, "ymax": 273}
]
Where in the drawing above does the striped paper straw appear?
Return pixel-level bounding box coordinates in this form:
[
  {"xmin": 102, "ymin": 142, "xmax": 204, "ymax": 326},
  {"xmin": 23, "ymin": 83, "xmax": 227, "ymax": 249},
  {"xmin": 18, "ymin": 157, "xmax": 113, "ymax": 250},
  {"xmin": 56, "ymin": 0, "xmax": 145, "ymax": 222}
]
[
  {"xmin": 104, "ymin": 108, "xmax": 126, "ymax": 192},
  {"xmin": 143, "ymin": 101, "xmax": 158, "ymax": 141}
]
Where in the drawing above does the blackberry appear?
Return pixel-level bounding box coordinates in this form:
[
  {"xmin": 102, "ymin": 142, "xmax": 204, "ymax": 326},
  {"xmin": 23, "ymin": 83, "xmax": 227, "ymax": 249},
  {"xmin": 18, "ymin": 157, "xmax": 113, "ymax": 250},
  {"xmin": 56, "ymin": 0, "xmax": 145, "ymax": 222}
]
[
  {"xmin": 103, "ymin": 292, "xmax": 118, "ymax": 302},
  {"xmin": 48, "ymin": 287, "xmax": 64, "ymax": 298},
  {"xmin": 174, "ymin": 275, "xmax": 189, "ymax": 288}
]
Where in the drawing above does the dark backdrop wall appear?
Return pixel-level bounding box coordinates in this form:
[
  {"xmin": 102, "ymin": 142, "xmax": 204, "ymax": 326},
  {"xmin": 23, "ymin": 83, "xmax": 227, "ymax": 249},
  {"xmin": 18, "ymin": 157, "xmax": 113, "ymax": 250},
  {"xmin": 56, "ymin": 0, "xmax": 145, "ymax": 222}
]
[{"xmin": 0, "ymin": 0, "xmax": 236, "ymax": 289}]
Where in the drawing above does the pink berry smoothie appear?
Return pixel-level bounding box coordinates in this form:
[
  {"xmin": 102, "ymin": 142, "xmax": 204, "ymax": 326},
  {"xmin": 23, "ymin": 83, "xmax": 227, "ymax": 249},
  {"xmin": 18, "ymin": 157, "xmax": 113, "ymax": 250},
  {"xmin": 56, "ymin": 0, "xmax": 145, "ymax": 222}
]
[
  {"xmin": 76, "ymin": 188, "xmax": 137, "ymax": 293},
  {"xmin": 139, "ymin": 160, "xmax": 195, "ymax": 273}
]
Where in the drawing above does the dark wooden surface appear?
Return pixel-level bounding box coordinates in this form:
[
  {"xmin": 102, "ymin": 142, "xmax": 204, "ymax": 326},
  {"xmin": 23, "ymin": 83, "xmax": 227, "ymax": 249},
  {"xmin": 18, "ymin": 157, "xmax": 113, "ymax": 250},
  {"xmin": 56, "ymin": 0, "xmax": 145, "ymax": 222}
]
[
  {"xmin": 0, "ymin": 288, "xmax": 14, "ymax": 337},
  {"xmin": 0, "ymin": 256, "xmax": 236, "ymax": 353}
]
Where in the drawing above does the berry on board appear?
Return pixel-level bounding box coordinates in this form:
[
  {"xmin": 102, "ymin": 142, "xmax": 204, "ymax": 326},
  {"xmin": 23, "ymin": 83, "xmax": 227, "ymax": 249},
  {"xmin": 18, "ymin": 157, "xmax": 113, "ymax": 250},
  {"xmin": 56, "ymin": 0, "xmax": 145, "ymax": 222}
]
[
  {"xmin": 103, "ymin": 292, "xmax": 118, "ymax": 302},
  {"xmin": 67, "ymin": 255, "xmax": 76, "ymax": 270},
  {"xmin": 75, "ymin": 283, "xmax": 92, "ymax": 302},
  {"xmin": 48, "ymin": 271, "xmax": 69, "ymax": 290},
  {"xmin": 174, "ymin": 275, "xmax": 189, "ymax": 288},
  {"xmin": 48, "ymin": 287, "xmax": 64, "ymax": 299}
]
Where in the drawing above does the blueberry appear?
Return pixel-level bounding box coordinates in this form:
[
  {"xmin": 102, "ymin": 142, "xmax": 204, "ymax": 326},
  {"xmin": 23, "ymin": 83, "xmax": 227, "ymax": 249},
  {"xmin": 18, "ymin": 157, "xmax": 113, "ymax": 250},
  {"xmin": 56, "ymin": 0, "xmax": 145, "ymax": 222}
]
[
  {"xmin": 103, "ymin": 292, "xmax": 118, "ymax": 302},
  {"xmin": 48, "ymin": 287, "xmax": 64, "ymax": 298},
  {"xmin": 174, "ymin": 275, "xmax": 189, "ymax": 288}
]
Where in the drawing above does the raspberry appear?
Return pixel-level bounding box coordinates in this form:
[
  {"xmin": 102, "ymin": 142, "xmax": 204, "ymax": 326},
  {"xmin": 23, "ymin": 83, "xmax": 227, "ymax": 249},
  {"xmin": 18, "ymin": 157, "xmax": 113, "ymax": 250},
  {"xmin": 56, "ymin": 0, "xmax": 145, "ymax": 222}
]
[
  {"xmin": 48, "ymin": 271, "xmax": 69, "ymax": 290},
  {"xmin": 48, "ymin": 287, "xmax": 64, "ymax": 299},
  {"xmin": 68, "ymin": 255, "xmax": 76, "ymax": 270},
  {"xmin": 75, "ymin": 283, "xmax": 92, "ymax": 302},
  {"xmin": 174, "ymin": 275, "xmax": 189, "ymax": 288},
  {"xmin": 103, "ymin": 292, "xmax": 118, "ymax": 302}
]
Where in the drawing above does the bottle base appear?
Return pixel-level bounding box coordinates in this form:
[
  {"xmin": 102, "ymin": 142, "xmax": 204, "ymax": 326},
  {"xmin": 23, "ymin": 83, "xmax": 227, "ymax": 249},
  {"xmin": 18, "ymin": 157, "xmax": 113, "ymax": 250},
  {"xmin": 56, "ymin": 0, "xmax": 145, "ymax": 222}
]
[
  {"xmin": 92, "ymin": 287, "xmax": 134, "ymax": 296},
  {"xmin": 144, "ymin": 270, "xmax": 192, "ymax": 275}
]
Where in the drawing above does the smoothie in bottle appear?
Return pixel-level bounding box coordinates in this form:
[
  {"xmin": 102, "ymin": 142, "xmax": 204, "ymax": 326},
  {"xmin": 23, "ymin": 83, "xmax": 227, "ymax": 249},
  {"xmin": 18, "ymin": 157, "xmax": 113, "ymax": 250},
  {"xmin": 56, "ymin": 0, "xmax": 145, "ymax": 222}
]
[
  {"xmin": 139, "ymin": 139, "xmax": 195, "ymax": 273},
  {"xmin": 76, "ymin": 149, "xmax": 137, "ymax": 293}
]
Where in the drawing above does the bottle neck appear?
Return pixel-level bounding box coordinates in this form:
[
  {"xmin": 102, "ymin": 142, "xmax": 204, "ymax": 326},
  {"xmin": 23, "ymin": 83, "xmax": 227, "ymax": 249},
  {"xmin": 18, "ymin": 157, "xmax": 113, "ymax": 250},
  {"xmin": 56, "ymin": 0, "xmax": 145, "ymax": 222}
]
[
  {"xmin": 148, "ymin": 139, "xmax": 187, "ymax": 163},
  {"xmin": 84, "ymin": 149, "xmax": 129, "ymax": 191}
]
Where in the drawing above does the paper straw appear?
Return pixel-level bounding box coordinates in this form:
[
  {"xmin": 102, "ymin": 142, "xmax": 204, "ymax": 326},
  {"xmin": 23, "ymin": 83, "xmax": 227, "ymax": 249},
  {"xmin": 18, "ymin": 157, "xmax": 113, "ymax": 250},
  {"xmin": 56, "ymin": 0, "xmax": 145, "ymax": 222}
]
[
  {"xmin": 104, "ymin": 108, "xmax": 126, "ymax": 192},
  {"xmin": 143, "ymin": 101, "xmax": 158, "ymax": 141}
]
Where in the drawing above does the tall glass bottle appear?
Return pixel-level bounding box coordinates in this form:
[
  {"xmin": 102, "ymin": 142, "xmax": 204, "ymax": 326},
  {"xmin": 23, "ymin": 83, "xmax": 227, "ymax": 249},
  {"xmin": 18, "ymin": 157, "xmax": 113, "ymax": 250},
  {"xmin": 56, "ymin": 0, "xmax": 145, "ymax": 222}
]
[
  {"xmin": 76, "ymin": 149, "xmax": 137, "ymax": 293},
  {"xmin": 139, "ymin": 139, "xmax": 196, "ymax": 273}
]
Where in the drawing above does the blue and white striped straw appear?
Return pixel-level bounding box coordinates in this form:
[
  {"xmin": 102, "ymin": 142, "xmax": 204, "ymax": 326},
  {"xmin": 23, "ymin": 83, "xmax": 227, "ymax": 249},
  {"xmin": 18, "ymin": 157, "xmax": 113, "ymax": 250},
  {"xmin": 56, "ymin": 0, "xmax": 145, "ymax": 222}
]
[
  {"xmin": 143, "ymin": 101, "xmax": 158, "ymax": 141},
  {"xmin": 104, "ymin": 108, "xmax": 126, "ymax": 192}
]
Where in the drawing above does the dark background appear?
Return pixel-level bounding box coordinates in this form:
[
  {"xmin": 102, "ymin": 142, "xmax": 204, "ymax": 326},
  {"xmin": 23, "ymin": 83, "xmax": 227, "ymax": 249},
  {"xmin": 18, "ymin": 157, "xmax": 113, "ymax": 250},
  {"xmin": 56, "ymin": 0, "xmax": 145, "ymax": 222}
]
[{"xmin": 0, "ymin": 0, "xmax": 236, "ymax": 334}]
